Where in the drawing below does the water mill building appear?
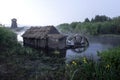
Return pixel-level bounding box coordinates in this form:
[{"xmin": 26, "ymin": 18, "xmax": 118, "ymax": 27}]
[{"xmin": 22, "ymin": 26, "xmax": 66, "ymax": 50}]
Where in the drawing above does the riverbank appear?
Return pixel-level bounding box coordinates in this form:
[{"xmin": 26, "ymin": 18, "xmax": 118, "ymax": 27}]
[{"xmin": 0, "ymin": 27, "xmax": 120, "ymax": 80}]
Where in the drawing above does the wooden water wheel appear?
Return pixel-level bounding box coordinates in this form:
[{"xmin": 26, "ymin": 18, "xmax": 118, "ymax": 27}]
[{"xmin": 66, "ymin": 34, "xmax": 89, "ymax": 53}]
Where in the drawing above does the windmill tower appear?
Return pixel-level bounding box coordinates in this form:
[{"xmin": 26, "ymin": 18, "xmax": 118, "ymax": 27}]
[{"xmin": 11, "ymin": 18, "xmax": 17, "ymax": 28}]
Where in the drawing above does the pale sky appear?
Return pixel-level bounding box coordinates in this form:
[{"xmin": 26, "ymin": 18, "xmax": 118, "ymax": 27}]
[{"xmin": 0, "ymin": 0, "xmax": 120, "ymax": 26}]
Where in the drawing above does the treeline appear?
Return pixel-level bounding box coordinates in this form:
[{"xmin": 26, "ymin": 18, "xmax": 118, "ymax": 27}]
[{"xmin": 57, "ymin": 15, "xmax": 120, "ymax": 35}]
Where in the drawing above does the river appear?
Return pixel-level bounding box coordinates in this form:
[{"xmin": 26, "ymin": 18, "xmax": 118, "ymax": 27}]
[
  {"xmin": 16, "ymin": 30, "xmax": 120, "ymax": 62},
  {"xmin": 66, "ymin": 35, "xmax": 120, "ymax": 62}
]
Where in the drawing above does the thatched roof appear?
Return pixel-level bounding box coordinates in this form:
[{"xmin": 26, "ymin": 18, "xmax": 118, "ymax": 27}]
[
  {"xmin": 22, "ymin": 26, "xmax": 65, "ymax": 39},
  {"xmin": 48, "ymin": 34, "xmax": 66, "ymax": 39}
]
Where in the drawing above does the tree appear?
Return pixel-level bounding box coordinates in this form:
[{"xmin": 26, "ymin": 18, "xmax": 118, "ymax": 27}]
[
  {"xmin": 70, "ymin": 22, "xmax": 79, "ymax": 29},
  {"xmin": 0, "ymin": 27, "xmax": 17, "ymax": 50},
  {"xmin": 92, "ymin": 15, "xmax": 111, "ymax": 22},
  {"xmin": 84, "ymin": 18, "xmax": 90, "ymax": 22},
  {"xmin": 57, "ymin": 23, "xmax": 70, "ymax": 33}
]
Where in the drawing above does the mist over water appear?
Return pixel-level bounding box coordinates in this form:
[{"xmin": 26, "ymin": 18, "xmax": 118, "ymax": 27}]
[
  {"xmin": 66, "ymin": 36, "xmax": 120, "ymax": 62},
  {"xmin": 16, "ymin": 31, "xmax": 24, "ymax": 41},
  {"xmin": 14, "ymin": 27, "xmax": 30, "ymax": 42}
]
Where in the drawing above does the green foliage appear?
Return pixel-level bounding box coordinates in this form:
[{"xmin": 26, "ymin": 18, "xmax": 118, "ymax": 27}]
[
  {"xmin": 0, "ymin": 27, "xmax": 17, "ymax": 50},
  {"xmin": 57, "ymin": 23, "xmax": 70, "ymax": 33},
  {"xmin": 65, "ymin": 49, "xmax": 120, "ymax": 80},
  {"xmin": 84, "ymin": 18, "xmax": 90, "ymax": 22},
  {"xmin": 70, "ymin": 22, "xmax": 79, "ymax": 30},
  {"xmin": 57, "ymin": 15, "xmax": 120, "ymax": 35},
  {"xmin": 99, "ymin": 47, "xmax": 120, "ymax": 69},
  {"xmin": 91, "ymin": 15, "xmax": 111, "ymax": 22}
]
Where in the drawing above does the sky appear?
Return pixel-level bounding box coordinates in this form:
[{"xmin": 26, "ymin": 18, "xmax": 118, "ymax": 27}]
[{"xmin": 0, "ymin": 0, "xmax": 120, "ymax": 26}]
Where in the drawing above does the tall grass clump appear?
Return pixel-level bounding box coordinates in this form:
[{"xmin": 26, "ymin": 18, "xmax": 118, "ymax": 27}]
[
  {"xmin": 99, "ymin": 47, "xmax": 120, "ymax": 79},
  {"xmin": 65, "ymin": 47, "xmax": 120, "ymax": 80}
]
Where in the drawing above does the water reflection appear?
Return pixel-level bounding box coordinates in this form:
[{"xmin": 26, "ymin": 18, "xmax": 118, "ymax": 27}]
[
  {"xmin": 66, "ymin": 42, "xmax": 112, "ymax": 62},
  {"xmin": 66, "ymin": 36, "xmax": 120, "ymax": 62}
]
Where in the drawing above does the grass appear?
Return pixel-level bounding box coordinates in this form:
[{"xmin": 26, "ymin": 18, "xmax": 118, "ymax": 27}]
[{"xmin": 65, "ymin": 47, "xmax": 120, "ymax": 80}]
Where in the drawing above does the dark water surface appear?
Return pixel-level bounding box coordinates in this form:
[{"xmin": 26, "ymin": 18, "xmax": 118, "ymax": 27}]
[{"xmin": 66, "ymin": 36, "xmax": 120, "ymax": 62}]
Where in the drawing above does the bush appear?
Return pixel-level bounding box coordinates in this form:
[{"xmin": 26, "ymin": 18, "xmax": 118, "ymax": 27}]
[
  {"xmin": 0, "ymin": 27, "xmax": 17, "ymax": 50},
  {"xmin": 99, "ymin": 47, "xmax": 120, "ymax": 70}
]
